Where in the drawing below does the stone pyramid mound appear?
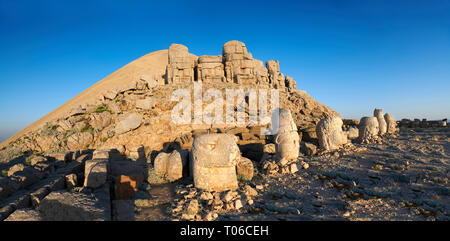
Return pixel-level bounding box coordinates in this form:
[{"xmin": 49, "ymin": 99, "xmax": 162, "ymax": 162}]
[{"xmin": 0, "ymin": 40, "xmax": 340, "ymax": 160}]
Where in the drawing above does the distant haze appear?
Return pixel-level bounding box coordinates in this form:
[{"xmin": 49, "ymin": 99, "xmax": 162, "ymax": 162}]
[{"xmin": 1, "ymin": 0, "xmax": 449, "ymax": 143}]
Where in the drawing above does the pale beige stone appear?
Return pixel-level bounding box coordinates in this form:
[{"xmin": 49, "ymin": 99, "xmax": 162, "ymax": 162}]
[
  {"xmin": 236, "ymin": 157, "xmax": 254, "ymax": 181},
  {"xmin": 166, "ymin": 44, "xmax": 196, "ymax": 84},
  {"xmin": 374, "ymin": 109, "xmax": 387, "ymax": 135},
  {"xmin": 384, "ymin": 113, "xmax": 397, "ymax": 134},
  {"xmin": 115, "ymin": 113, "xmax": 142, "ymax": 135},
  {"xmin": 358, "ymin": 117, "xmax": 380, "ymax": 144},
  {"xmin": 275, "ymin": 109, "xmax": 300, "ymax": 161},
  {"xmin": 197, "ymin": 55, "xmax": 225, "ymax": 82},
  {"xmin": 153, "ymin": 152, "xmax": 170, "ymax": 177},
  {"xmin": 316, "ymin": 117, "xmax": 347, "ymax": 151},
  {"xmin": 192, "ymin": 134, "xmax": 240, "ymax": 192}
]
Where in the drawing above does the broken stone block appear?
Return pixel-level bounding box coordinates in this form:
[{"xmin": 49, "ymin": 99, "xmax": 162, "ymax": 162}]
[
  {"xmin": 92, "ymin": 149, "xmax": 110, "ymax": 160},
  {"xmin": 236, "ymin": 157, "xmax": 254, "ymax": 181},
  {"xmin": 136, "ymin": 98, "xmax": 155, "ymax": 110},
  {"xmin": 153, "ymin": 152, "xmax": 170, "ymax": 177},
  {"xmin": 192, "ymin": 134, "xmax": 240, "ymax": 192},
  {"xmin": 167, "ymin": 150, "xmax": 187, "ymax": 181},
  {"xmin": 114, "ymin": 113, "xmax": 142, "ymax": 135},
  {"xmin": 345, "ymin": 127, "xmax": 359, "ymax": 139},
  {"xmin": 29, "ymin": 155, "xmax": 47, "ymax": 166},
  {"xmin": 301, "ymin": 142, "xmax": 317, "ymax": 156},
  {"xmin": 263, "ymin": 144, "xmax": 276, "ymax": 154},
  {"xmin": 7, "ymin": 163, "xmax": 25, "ymax": 177},
  {"xmin": 65, "ymin": 174, "xmax": 77, "ymax": 190},
  {"xmin": 84, "ymin": 159, "xmax": 108, "ymax": 189}
]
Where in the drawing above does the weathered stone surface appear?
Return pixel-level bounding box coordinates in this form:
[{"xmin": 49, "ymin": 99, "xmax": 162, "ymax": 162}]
[
  {"xmin": 115, "ymin": 113, "xmax": 142, "ymax": 135},
  {"xmin": 7, "ymin": 163, "xmax": 25, "ymax": 177},
  {"xmin": 103, "ymin": 90, "xmax": 118, "ymax": 100},
  {"xmin": 384, "ymin": 113, "xmax": 397, "ymax": 134},
  {"xmin": 301, "ymin": 142, "xmax": 317, "ymax": 156},
  {"xmin": 345, "ymin": 127, "xmax": 359, "ymax": 139},
  {"xmin": 267, "ymin": 60, "xmax": 285, "ymax": 88},
  {"xmin": 167, "ymin": 150, "xmax": 187, "ymax": 181},
  {"xmin": 275, "ymin": 109, "xmax": 300, "ymax": 161},
  {"xmin": 67, "ymin": 132, "xmax": 93, "ymax": 150},
  {"xmin": 4, "ymin": 208, "xmax": 41, "ymax": 221},
  {"xmin": 236, "ymin": 157, "xmax": 254, "ymax": 181},
  {"xmin": 197, "ymin": 55, "xmax": 225, "ymax": 82},
  {"xmin": 223, "ymin": 40, "xmax": 268, "ymax": 85},
  {"xmin": 39, "ymin": 190, "xmax": 110, "ymax": 221},
  {"xmin": 89, "ymin": 112, "xmax": 112, "ymax": 129},
  {"xmin": 136, "ymin": 98, "xmax": 155, "ymax": 110},
  {"xmin": 374, "ymin": 108, "xmax": 387, "ymax": 135},
  {"xmin": 29, "ymin": 155, "xmax": 47, "ymax": 166},
  {"xmin": 166, "ymin": 44, "xmax": 196, "ymax": 84},
  {"xmin": 84, "ymin": 159, "xmax": 108, "ymax": 189},
  {"xmin": 358, "ymin": 117, "xmax": 380, "ymax": 144},
  {"xmin": 263, "ymin": 144, "xmax": 276, "ymax": 154},
  {"xmin": 192, "ymin": 134, "xmax": 240, "ymax": 192},
  {"xmin": 68, "ymin": 105, "xmax": 86, "ymax": 117},
  {"xmin": 285, "ymin": 76, "xmax": 296, "ymax": 91},
  {"xmin": 65, "ymin": 174, "xmax": 77, "ymax": 190},
  {"xmin": 153, "ymin": 152, "xmax": 170, "ymax": 177},
  {"xmin": 316, "ymin": 117, "xmax": 347, "ymax": 151},
  {"xmin": 92, "ymin": 149, "xmax": 110, "ymax": 160}
]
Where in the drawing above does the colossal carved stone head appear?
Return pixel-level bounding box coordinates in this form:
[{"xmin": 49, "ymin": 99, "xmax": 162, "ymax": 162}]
[{"xmin": 168, "ymin": 44, "xmax": 189, "ymax": 64}]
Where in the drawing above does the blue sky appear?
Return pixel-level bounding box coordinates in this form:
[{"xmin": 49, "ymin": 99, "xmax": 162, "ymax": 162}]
[{"xmin": 1, "ymin": 0, "xmax": 449, "ymax": 142}]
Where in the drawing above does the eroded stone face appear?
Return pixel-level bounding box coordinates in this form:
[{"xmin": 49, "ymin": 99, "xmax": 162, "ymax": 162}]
[
  {"xmin": 192, "ymin": 134, "xmax": 240, "ymax": 191},
  {"xmin": 384, "ymin": 113, "xmax": 397, "ymax": 134},
  {"xmin": 197, "ymin": 55, "xmax": 225, "ymax": 82},
  {"xmin": 374, "ymin": 109, "xmax": 387, "ymax": 135},
  {"xmin": 316, "ymin": 117, "xmax": 347, "ymax": 151},
  {"xmin": 222, "ymin": 40, "xmax": 267, "ymax": 85},
  {"xmin": 274, "ymin": 108, "xmax": 300, "ymax": 161},
  {"xmin": 358, "ymin": 117, "xmax": 379, "ymax": 144},
  {"xmin": 166, "ymin": 44, "xmax": 196, "ymax": 84}
]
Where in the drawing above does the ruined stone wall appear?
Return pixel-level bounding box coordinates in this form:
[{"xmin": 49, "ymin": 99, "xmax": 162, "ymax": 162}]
[{"xmin": 165, "ymin": 40, "xmax": 294, "ymax": 91}]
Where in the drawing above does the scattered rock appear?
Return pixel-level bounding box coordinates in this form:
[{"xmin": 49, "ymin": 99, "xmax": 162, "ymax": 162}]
[
  {"xmin": 186, "ymin": 199, "xmax": 199, "ymax": 215},
  {"xmin": 136, "ymin": 98, "xmax": 155, "ymax": 110},
  {"xmin": 115, "ymin": 113, "xmax": 142, "ymax": 135},
  {"xmin": 236, "ymin": 157, "xmax": 254, "ymax": 181},
  {"xmin": 234, "ymin": 199, "xmax": 243, "ymax": 210},
  {"xmin": 301, "ymin": 142, "xmax": 317, "ymax": 156},
  {"xmin": 7, "ymin": 164, "xmax": 25, "ymax": 177}
]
